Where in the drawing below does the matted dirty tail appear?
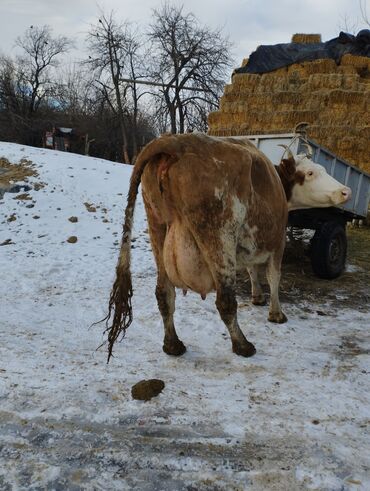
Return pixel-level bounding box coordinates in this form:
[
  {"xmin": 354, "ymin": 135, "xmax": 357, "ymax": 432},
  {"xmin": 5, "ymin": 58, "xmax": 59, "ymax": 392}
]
[
  {"xmin": 103, "ymin": 166, "xmax": 141, "ymax": 363},
  {"xmin": 102, "ymin": 135, "xmax": 179, "ymax": 362}
]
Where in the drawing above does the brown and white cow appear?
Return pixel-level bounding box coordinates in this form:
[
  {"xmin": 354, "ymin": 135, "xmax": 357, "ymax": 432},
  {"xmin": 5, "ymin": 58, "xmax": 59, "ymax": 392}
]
[{"xmin": 103, "ymin": 133, "xmax": 351, "ymax": 361}]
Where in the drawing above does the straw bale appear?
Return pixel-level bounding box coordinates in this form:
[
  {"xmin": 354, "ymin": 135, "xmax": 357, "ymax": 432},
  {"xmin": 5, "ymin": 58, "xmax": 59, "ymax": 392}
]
[
  {"xmin": 359, "ymin": 126, "xmax": 370, "ymax": 139},
  {"xmin": 327, "ymin": 90, "xmax": 365, "ymax": 105},
  {"xmin": 337, "ymin": 138, "xmax": 357, "ymax": 152},
  {"xmin": 341, "ymin": 74, "xmax": 360, "ymax": 90},
  {"xmin": 340, "ymin": 54, "xmax": 370, "ymax": 70},
  {"xmin": 208, "ymin": 36, "xmax": 370, "ymax": 173},
  {"xmin": 273, "ymin": 66, "xmax": 289, "ymax": 76},
  {"xmin": 305, "ymin": 97, "xmax": 326, "ymax": 111},
  {"xmin": 304, "ymin": 59, "xmax": 337, "ymax": 74},
  {"xmin": 287, "ymin": 64, "xmax": 310, "ymax": 77},
  {"xmin": 253, "ymin": 77, "xmax": 290, "ymax": 93},
  {"xmin": 223, "ymin": 84, "xmax": 235, "ymax": 95},
  {"xmin": 241, "ymin": 110, "xmax": 312, "ymax": 130},
  {"xmin": 273, "ymin": 91, "xmax": 302, "ymax": 105},
  {"xmin": 338, "ymin": 65, "xmax": 358, "ymax": 75},
  {"xmin": 232, "ymin": 73, "xmax": 260, "ymax": 87},
  {"xmin": 308, "ymin": 73, "xmax": 346, "ymax": 90},
  {"xmin": 291, "ymin": 33, "xmax": 322, "ymax": 44}
]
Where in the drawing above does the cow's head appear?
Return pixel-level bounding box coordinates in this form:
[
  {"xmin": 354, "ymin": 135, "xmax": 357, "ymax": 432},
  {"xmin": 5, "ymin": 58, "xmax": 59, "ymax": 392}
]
[{"xmin": 276, "ymin": 145, "xmax": 352, "ymax": 210}]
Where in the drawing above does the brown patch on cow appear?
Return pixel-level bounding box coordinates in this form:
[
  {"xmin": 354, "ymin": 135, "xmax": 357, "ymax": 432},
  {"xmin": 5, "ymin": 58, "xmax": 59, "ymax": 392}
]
[
  {"xmin": 275, "ymin": 157, "xmax": 296, "ymax": 202},
  {"xmin": 275, "ymin": 158, "xmax": 306, "ymax": 201},
  {"xmin": 295, "ymin": 170, "xmax": 305, "ymax": 186},
  {"xmin": 156, "ymin": 153, "xmax": 177, "ymax": 193},
  {"xmin": 131, "ymin": 379, "xmax": 165, "ymax": 401}
]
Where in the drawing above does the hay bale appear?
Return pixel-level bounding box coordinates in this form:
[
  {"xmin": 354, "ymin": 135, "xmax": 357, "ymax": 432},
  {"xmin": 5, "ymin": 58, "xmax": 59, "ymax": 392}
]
[
  {"xmin": 291, "ymin": 33, "xmax": 322, "ymax": 44},
  {"xmin": 338, "ymin": 65, "xmax": 358, "ymax": 75},
  {"xmin": 340, "ymin": 54, "xmax": 370, "ymax": 70},
  {"xmin": 208, "ymin": 33, "xmax": 370, "ymax": 173},
  {"xmin": 305, "ymin": 59, "xmax": 337, "ymax": 74}
]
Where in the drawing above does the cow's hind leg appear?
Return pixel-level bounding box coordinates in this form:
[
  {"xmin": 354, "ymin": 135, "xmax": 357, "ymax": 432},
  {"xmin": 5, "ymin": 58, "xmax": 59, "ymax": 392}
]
[
  {"xmin": 143, "ymin": 199, "xmax": 186, "ymax": 356},
  {"xmin": 156, "ymin": 276, "xmax": 186, "ymax": 356},
  {"xmin": 247, "ymin": 265, "xmax": 266, "ymax": 306},
  {"xmin": 216, "ymin": 282, "xmax": 256, "ymax": 357},
  {"xmin": 266, "ymin": 253, "xmax": 287, "ymax": 324},
  {"xmin": 188, "ymin": 217, "xmax": 256, "ymax": 358}
]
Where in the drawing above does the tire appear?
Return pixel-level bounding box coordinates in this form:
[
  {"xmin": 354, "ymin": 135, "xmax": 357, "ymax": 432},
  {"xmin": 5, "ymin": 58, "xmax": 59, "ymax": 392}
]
[{"xmin": 310, "ymin": 222, "xmax": 347, "ymax": 279}]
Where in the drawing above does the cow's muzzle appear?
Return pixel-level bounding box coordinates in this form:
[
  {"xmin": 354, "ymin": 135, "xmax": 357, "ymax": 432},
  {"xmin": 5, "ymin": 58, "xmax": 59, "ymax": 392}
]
[{"xmin": 333, "ymin": 186, "xmax": 352, "ymax": 205}]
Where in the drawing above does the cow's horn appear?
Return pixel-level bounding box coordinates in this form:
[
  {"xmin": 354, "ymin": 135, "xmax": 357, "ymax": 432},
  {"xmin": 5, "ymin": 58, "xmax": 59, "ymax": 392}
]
[
  {"xmin": 278, "ymin": 144, "xmax": 294, "ymax": 160},
  {"xmin": 302, "ymin": 143, "xmax": 313, "ymax": 159}
]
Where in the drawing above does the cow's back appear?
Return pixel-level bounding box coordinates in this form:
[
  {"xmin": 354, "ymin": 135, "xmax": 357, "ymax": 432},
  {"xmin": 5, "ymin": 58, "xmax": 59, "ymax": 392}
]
[{"xmin": 141, "ymin": 133, "xmax": 287, "ymax": 262}]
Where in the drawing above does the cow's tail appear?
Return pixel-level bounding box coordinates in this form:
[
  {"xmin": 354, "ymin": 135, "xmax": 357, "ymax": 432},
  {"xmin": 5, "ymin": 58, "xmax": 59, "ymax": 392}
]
[{"xmin": 103, "ymin": 135, "xmax": 178, "ymax": 363}]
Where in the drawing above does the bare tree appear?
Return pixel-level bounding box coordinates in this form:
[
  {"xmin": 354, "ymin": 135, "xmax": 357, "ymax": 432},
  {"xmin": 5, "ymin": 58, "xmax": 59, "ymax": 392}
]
[
  {"xmin": 86, "ymin": 12, "xmax": 148, "ymax": 163},
  {"xmin": 148, "ymin": 3, "xmax": 233, "ymax": 134},
  {"xmin": 360, "ymin": 0, "xmax": 370, "ymax": 26},
  {"xmin": 16, "ymin": 25, "xmax": 72, "ymax": 116},
  {"xmin": 55, "ymin": 64, "xmax": 97, "ymax": 119}
]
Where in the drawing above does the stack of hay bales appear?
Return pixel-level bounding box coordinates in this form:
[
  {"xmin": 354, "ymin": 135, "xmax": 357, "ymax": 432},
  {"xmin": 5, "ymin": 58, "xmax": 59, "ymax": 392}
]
[{"xmin": 208, "ymin": 34, "xmax": 370, "ymax": 173}]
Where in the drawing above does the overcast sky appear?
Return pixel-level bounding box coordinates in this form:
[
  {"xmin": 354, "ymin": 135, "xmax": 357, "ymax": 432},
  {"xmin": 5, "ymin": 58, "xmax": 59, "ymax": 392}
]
[{"xmin": 0, "ymin": 0, "xmax": 368, "ymax": 72}]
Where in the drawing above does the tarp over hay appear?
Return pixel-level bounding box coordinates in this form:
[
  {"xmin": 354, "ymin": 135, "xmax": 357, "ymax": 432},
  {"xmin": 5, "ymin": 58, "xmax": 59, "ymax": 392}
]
[
  {"xmin": 208, "ymin": 32, "xmax": 370, "ymax": 173},
  {"xmin": 236, "ymin": 30, "xmax": 370, "ymax": 74}
]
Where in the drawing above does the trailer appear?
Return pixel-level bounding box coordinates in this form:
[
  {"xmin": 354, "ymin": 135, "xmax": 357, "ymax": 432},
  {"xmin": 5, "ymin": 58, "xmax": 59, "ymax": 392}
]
[{"xmin": 246, "ymin": 133, "xmax": 370, "ymax": 279}]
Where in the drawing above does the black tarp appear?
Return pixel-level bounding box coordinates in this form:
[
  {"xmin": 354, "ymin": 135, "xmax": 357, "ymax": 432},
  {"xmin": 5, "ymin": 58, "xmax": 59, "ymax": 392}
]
[{"xmin": 235, "ymin": 30, "xmax": 370, "ymax": 74}]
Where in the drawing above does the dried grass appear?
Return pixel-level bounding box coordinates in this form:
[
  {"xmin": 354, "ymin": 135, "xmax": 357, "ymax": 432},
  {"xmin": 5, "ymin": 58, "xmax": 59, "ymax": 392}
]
[{"xmin": 0, "ymin": 157, "xmax": 38, "ymax": 187}]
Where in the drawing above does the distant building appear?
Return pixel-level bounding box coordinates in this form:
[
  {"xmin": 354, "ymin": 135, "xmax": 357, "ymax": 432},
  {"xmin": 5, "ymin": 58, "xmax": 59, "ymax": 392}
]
[{"xmin": 44, "ymin": 127, "xmax": 85, "ymax": 152}]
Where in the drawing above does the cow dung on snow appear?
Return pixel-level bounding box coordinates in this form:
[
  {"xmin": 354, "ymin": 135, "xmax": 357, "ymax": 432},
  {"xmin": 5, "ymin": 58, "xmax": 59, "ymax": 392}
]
[{"xmin": 131, "ymin": 379, "xmax": 165, "ymax": 401}]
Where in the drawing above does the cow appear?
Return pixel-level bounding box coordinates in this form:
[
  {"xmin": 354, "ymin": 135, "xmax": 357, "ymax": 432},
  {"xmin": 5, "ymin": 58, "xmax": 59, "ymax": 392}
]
[{"xmin": 103, "ymin": 133, "xmax": 351, "ymax": 362}]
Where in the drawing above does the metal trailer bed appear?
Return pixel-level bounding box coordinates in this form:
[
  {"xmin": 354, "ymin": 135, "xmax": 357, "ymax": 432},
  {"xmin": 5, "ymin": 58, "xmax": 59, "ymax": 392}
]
[{"xmin": 246, "ymin": 133, "xmax": 370, "ymax": 278}]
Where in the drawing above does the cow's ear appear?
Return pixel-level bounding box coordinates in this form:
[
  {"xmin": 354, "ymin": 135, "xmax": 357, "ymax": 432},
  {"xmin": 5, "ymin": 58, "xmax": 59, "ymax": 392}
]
[{"xmin": 276, "ymin": 156, "xmax": 296, "ymax": 182}]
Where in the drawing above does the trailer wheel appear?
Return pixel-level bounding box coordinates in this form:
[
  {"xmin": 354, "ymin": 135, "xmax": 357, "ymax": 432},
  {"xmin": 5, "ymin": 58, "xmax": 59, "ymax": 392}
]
[{"xmin": 310, "ymin": 222, "xmax": 347, "ymax": 279}]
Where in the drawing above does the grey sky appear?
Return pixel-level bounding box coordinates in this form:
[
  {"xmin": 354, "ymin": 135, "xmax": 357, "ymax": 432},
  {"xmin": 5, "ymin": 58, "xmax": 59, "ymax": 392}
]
[{"xmin": 0, "ymin": 0, "xmax": 367, "ymax": 71}]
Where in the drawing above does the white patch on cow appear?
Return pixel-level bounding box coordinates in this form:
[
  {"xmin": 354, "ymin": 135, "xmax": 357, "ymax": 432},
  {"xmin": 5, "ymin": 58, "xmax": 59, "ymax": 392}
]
[
  {"xmin": 237, "ymin": 223, "xmax": 270, "ymax": 268},
  {"xmin": 231, "ymin": 195, "xmax": 247, "ymax": 222},
  {"xmin": 214, "ymin": 187, "xmax": 224, "ymax": 200},
  {"xmin": 214, "ymin": 195, "xmax": 249, "ymax": 275}
]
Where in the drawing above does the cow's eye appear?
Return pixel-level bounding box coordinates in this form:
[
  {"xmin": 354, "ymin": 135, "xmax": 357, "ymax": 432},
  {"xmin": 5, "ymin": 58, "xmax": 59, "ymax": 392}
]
[{"xmin": 307, "ymin": 170, "xmax": 314, "ymax": 176}]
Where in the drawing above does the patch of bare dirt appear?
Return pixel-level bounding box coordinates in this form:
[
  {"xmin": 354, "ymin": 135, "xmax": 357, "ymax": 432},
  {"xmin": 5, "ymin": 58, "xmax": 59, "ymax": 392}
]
[
  {"xmin": 13, "ymin": 193, "xmax": 32, "ymax": 201},
  {"xmin": 237, "ymin": 227, "xmax": 370, "ymax": 313},
  {"xmin": 84, "ymin": 202, "xmax": 97, "ymax": 213},
  {"xmin": 0, "ymin": 157, "xmax": 37, "ymax": 187}
]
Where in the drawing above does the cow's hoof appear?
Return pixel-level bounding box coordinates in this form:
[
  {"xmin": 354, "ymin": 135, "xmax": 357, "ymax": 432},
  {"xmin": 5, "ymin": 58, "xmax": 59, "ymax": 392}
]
[
  {"xmin": 268, "ymin": 311, "xmax": 287, "ymax": 324},
  {"xmin": 163, "ymin": 339, "xmax": 186, "ymax": 356},
  {"xmin": 232, "ymin": 340, "xmax": 256, "ymax": 357},
  {"xmin": 252, "ymin": 294, "xmax": 266, "ymax": 306}
]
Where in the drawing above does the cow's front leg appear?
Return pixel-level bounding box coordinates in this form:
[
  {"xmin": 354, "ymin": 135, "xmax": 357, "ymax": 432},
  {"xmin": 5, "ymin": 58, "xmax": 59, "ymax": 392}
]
[
  {"xmin": 247, "ymin": 265, "xmax": 266, "ymax": 305},
  {"xmin": 266, "ymin": 255, "xmax": 287, "ymax": 324},
  {"xmin": 156, "ymin": 276, "xmax": 186, "ymax": 356},
  {"xmin": 216, "ymin": 284, "xmax": 256, "ymax": 357}
]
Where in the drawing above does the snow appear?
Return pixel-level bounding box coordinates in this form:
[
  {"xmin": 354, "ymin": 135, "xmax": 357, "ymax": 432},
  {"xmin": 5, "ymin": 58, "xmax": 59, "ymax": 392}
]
[{"xmin": 0, "ymin": 142, "xmax": 369, "ymax": 490}]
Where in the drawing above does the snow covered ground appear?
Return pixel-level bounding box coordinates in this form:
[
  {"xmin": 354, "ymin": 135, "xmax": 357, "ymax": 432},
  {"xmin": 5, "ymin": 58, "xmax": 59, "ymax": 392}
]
[{"xmin": 0, "ymin": 142, "xmax": 369, "ymax": 491}]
